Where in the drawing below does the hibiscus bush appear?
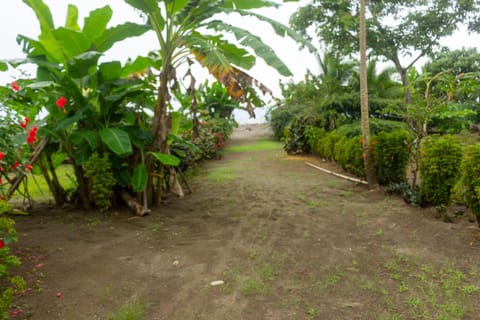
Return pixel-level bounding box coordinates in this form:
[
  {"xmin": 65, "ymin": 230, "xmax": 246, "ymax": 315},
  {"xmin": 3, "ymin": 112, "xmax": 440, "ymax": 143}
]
[{"xmin": 0, "ymin": 83, "xmax": 41, "ymax": 209}]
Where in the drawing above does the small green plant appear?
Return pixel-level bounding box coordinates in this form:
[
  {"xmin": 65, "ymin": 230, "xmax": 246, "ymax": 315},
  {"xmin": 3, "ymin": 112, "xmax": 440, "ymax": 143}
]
[
  {"xmin": 107, "ymin": 295, "xmax": 148, "ymax": 320},
  {"xmin": 0, "ymin": 217, "xmax": 26, "ymax": 319},
  {"xmin": 325, "ymin": 266, "xmax": 343, "ymax": 286},
  {"xmin": 241, "ymin": 278, "xmax": 269, "ymax": 296},
  {"xmin": 83, "ymin": 152, "xmax": 116, "ymax": 212},
  {"xmin": 307, "ymin": 306, "xmax": 319, "ymax": 318}
]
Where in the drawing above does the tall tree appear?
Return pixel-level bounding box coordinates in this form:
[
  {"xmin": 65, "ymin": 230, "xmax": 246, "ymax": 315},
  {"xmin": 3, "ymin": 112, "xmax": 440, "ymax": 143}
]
[
  {"xmin": 359, "ymin": 0, "xmax": 377, "ymax": 188},
  {"xmin": 290, "ymin": 0, "xmax": 480, "ymax": 103}
]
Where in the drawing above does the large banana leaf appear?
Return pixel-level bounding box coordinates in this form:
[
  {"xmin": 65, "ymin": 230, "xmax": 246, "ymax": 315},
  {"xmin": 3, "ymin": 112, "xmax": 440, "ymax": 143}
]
[
  {"xmin": 132, "ymin": 164, "xmax": 148, "ymax": 192},
  {"xmin": 94, "ymin": 23, "xmax": 150, "ymax": 52},
  {"xmin": 52, "ymin": 28, "xmax": 92, "ymax": 59},
  {"xmin": 223, "ymin": 0, "xmax": 278, "ymax": 9},
  {"xmin": 22, "ymin": 0, "xmax": 55, "ymax": 34},
  {"xmin": 99, "ymin": 128, "xmax": 133, "ymax": 156},
  {"xmin": 185, "ymin": 32, "xmax": 255, "ymax": 71},
  {"xmin": 65, "ymin": 5, "xmax": 80, "ymax": 31},
  {"xmin": 83, "ymin": 6, "xmax": 112, "ymax": 40},
  {"xmin": 124, "ymin": 0, "xmax": 165, "ymax": 33},
  {"xmin": 67, "ymin": 51, "xmax": 103, "ymax": 79},
  {"xmin": 237, "ymin": 10, "xmax": 318, "ymax": 54},
  {"xmin": 148, "ymin": 152, "xmax": 180, "ymax": 166},
  {"xmin": 207, "ymin": 20, "xmax": 292, "ymax": 77}
]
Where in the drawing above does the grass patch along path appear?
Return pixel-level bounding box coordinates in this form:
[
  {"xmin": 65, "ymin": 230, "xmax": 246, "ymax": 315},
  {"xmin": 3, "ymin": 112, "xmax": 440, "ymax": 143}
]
[{"xmin": 11, "ymin": 124, "xmax": 480, "ymax": 319}]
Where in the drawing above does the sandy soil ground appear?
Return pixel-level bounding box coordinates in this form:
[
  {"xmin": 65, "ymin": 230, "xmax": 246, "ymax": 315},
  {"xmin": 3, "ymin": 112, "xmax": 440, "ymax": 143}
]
[{"xmin": 9, "ymin": 124, "xmax": 480, "ymax": 319}]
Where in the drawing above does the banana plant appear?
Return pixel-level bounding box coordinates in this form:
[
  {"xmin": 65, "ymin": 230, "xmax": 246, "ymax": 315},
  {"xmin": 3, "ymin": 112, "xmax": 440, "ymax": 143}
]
[
  {"xmin": 5, "ymin": 0, "xmax": 153, "ymax": 209},
  {"xmin": 124, "ymin": 0, "xmax": 315, "ymax": 204}
]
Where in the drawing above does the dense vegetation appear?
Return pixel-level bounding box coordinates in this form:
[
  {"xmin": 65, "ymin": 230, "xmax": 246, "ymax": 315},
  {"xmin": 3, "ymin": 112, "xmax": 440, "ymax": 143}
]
[{"xmin": 270, "ymin": 49, "xmax": 480, "ymax": 223}]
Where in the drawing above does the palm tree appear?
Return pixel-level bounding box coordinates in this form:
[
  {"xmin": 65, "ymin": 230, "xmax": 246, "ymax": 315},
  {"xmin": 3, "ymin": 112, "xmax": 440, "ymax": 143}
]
[
  {"xmin": 124, "ymin": 0, "xmax": 315, "ymax": 204},
  {"xmin": 359, "ymin": 0, "xmax": 378, "ymax": 188}
]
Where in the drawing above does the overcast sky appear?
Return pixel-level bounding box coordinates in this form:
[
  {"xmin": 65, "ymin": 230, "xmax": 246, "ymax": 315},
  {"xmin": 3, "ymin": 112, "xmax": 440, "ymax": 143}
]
[{"xmin": 1, "ymin": 1, "xmax": 479, "ymax": 123}]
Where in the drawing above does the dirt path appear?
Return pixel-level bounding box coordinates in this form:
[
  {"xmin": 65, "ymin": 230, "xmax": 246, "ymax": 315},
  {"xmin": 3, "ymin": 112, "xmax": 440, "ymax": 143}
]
[{"xmin": 11, "ymin": 124, "xmax": 480, "ymax": 319}]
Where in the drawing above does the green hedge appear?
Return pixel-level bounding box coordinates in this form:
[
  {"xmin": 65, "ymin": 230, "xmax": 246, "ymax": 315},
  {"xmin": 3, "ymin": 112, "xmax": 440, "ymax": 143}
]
[
  {"xmin": 310, "ymin": 128, "xmax": 411, "ymax": 185},
  {"xmin": 374, "ymin": 130, "xmax": 412, "ymax": 185},
  {"xmin": 419, "ymin": 135, "xmax": 462, "ymax": 207},
  {"xmin": 459, "ymin": 144, "xmax": 480, "ymax": 226}
]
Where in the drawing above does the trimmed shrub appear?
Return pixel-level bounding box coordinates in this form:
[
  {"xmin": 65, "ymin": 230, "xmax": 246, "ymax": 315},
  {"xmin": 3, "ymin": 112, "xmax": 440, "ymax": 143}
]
[
  {"xmin": 313, "ymin": 131, "xmax": 345, "ymax": 160},
  {"xmin": 419, "ymin": 135, "xmax": 462, "ymax": 207},
  {"xmin": 374, "ymin": 130, "xmax": 412, "ymax": 185},
  {"xmin": 304, "ymin": 125, "xmax": 326, "ymax": 151},
  {"xmin": 459, "ymin": 144, "xmax": 480, "ymax": 226},
  {"xmin": 334, "ymin": 135, "xmax": 365, "ymax": 177}
]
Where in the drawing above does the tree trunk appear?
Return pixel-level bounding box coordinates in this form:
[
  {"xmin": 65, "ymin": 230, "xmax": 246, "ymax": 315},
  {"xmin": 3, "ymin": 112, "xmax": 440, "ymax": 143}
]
[
  {"xmin": 148, "ymin": 64, "xmax": 184, "ymax": 206},
  {"xmin": 37, "ymin": 155, "xmax": 67, "ymax": 205},
  {"xmin": 73, "ymin": 164, "xmax": 90, "ymax": 209},
  {"xmin": 359, "ymin": 0, "xmax": 378, "ymax": 189}
]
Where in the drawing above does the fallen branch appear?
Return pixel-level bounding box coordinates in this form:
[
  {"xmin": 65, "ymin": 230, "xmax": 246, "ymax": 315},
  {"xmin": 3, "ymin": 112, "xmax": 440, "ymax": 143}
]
[
  {"xmin": 121, "ymin": 190, "xmax": 150, "ymax": 217},
  {"xmin": 305, "ymin": 162, "xmax": 368, "ymax": 185}
]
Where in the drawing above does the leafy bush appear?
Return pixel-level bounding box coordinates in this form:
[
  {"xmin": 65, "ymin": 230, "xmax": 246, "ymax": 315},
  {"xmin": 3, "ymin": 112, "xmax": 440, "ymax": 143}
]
[
  {"xmin": 268, "ymin": 105, "xmax": 301, "ymax": 140},
  {"xmin": 312, "ymin": 131, "xmax": 345, "ymax": 160},
  {"xmin": 0, "ymin": 217, "xmax": 26, "ymax": 319},
  {"xmin": 305, "ymin": 125, "xmax": 326, "ymax": 151},
  {"xmin": 374, "ymin": 130, "xmax": 412, "ymax": 185},
  {"xmin": 334, "ymin": 136, "xmax": 365, "ymax": 177},
  {"xmin": 284, "ymin": 116, "xmax": 318, "ymax": 154},
  {"xmin": 419, "ymin": 135, "xmax": 462, "ymax": 207},
  {"xmin": 83, "ymin": 152, "xmax": 116, "ymax": 212},
  {"xmin": 458, "ymin": 144, "xmax": 480, "ymax": 226}
]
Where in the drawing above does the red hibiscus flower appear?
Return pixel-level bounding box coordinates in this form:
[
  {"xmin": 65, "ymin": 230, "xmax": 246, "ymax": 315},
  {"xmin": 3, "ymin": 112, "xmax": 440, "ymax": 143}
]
[
  {"xmin": 0, "ymin": 239, "xmax": 5, "ymax": 249},
  {"xmin": 11, "ymin": 81, "xmax": 20, "ymax": 92},
  {"xmin": 27, "ymin": 126, "xmax": 38, "ymax": 145},
  {"xmin": 20, "ymin": 117, "xmax": 29, "ymax": 129},
  {"xmin": 25, "ymin": 164, "xmax": 33, "ymax": 171},
  {"xmin": 0, "ymin": 151, "xmax": 3, "ymax": 161},
  {"xmin": 56, "ymin": 96, "xmax": 67, "ymax": 113},
  {"xmin": 13, "ymin": 161, "xmax": 20, "ymax": 169}
]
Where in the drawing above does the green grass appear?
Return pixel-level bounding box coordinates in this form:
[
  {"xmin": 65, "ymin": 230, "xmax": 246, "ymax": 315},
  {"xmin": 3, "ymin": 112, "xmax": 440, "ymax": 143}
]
[
  {"xmin": 225, "ymin": 140, "xmax": 282, "ymax": 153},
  {"xmin": 11, "ymin": 164, "xmax": 76, "ymax": 202},
  {"xmin": 206, "ymin": 167, "xmax": 236, "ymax": 182},
  {"xmin": 107, "ymin": 295, "xmax": 148, "ymax": 320}
]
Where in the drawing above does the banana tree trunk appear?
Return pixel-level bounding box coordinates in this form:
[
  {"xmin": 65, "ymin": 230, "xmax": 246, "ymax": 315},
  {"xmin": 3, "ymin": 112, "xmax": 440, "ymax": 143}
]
[{"xmin": 148, "ymin": 66, "xmax": 184, "ymax": 206}]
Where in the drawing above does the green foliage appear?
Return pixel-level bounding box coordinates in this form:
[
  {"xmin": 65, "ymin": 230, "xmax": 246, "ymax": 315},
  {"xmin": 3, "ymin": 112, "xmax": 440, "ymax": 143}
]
[
  {"xmin": 0, "ymin": 217, "xmax": 26, "ymax": 319},
  {"xmin": 107, "ymin": 295, "xmax": 148, "ymax": 320},
  {"xmin": 459, "ymin": 144, "xmax": 480, "ymax": 225},
  {"xmin": 419, "ymin": 135, "xmax": 463, "ymax": 207},
  {"xmin": 336, "ymin": 119, "xmax": 408, "ymax": 138},
  {"xmin": 334, "ymin": 135, "xmax": 365, "ymax": 178},
  {"xmin": 268, "ymin": 104, "xmax": 301, "ymax": 140},
  {"xmin": 311, "ymin": 131, "xmax": 344, "ymax": 161},
  {"xmin": 374, "ymin": 130, "xmax": 412, "ymax": 185},
  {"xmin": 83, "ymin": 153, "xmax": 116, "ymax": 212},
  {"xmin": 284, "ymin": 115, "xmax": 319, "ymax": 154}
]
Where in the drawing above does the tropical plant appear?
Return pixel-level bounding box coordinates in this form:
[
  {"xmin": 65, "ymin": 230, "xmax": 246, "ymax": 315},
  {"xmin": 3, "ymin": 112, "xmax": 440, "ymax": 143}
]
[
  {"xmin": 2, "ymin": 1, "xmax": 154, "ymax": 211},
  {"xmin": 386, "ymin": 69, "xmax": 476, "ymax": 191},
  {"xmin": 123, "ymin": 0, "xmax": 315, "ymax": 205}
]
